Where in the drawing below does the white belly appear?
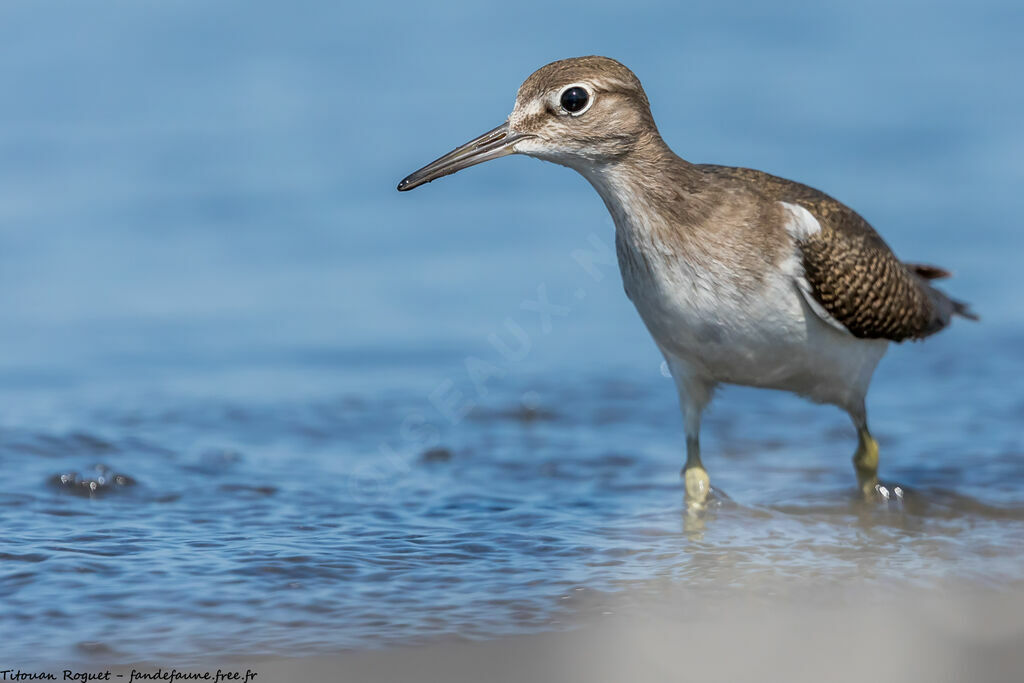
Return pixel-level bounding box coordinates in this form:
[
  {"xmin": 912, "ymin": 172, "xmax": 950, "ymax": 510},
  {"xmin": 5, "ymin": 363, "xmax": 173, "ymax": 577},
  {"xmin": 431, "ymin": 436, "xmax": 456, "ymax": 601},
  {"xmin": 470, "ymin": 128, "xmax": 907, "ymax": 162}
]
[
  {"xmin": 620, "ymin": 241, "xmax": 888, "ymax": 410},
  {"xmin": 578, "ymin": 163, "xmax": 887, "ymax": 411}
]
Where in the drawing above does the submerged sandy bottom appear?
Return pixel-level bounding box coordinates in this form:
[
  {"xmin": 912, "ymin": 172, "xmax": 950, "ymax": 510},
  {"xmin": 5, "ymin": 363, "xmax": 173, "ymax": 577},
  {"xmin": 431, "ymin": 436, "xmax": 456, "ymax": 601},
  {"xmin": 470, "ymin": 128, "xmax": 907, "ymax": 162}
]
[{"xmin": 111, "ymin": 582, "xmax": 1023, "ymax": 683}]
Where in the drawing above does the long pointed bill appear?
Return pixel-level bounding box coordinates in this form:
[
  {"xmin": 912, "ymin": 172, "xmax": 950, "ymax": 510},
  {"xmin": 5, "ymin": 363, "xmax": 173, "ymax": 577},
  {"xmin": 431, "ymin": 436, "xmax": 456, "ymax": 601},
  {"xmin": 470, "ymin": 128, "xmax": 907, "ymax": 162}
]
[{"xmin": 397, "ymin": 122, "xmax": 528, "ymax": 191}]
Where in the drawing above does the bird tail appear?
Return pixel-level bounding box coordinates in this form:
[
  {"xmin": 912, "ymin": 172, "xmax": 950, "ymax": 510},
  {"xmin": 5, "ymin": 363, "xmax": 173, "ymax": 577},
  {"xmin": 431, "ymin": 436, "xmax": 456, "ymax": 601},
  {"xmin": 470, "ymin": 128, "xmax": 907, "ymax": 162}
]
[
  {"xmin": 950, "ymin": 297, "xmax": 979, "ymax": 321},
  {"xmin": 905, "ymin": 262, "xmax": 952, "ymax": 280},
  {"xmin": 908, "ymin": 261, "xmax": 979, "ymax": 326}
]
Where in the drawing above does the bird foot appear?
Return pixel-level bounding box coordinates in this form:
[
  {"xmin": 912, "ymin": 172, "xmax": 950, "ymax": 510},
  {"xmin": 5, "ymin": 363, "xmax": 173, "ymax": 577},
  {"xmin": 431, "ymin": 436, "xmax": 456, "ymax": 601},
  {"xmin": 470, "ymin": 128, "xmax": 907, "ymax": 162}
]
[{"xmin": 682, "ymin": 465, "xmax": 711, "ymax": 506}]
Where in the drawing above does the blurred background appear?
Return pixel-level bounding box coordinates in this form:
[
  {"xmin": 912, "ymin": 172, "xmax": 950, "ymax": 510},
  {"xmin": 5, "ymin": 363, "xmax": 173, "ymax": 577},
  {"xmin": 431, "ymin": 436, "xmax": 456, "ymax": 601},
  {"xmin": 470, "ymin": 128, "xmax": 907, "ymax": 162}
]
[{"xmin": 1, "ymin": 0, "xmax": 1022, "ymax": 670}]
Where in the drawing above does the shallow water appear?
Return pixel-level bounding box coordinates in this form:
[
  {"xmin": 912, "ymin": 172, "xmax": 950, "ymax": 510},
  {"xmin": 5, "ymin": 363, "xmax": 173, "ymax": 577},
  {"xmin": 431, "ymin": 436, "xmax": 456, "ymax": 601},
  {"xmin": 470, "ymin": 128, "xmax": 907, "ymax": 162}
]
[{"xmin": 2, "ymin": 0, "xmax": 1024, "ymax": 667}]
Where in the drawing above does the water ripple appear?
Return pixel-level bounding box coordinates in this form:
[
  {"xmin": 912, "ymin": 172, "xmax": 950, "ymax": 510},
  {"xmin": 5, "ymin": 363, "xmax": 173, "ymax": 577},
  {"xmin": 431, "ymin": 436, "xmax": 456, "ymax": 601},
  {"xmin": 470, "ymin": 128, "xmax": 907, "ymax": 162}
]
[{"xmin": 1, "ymin": 360, "xmax": 1023, "ymax": 665}]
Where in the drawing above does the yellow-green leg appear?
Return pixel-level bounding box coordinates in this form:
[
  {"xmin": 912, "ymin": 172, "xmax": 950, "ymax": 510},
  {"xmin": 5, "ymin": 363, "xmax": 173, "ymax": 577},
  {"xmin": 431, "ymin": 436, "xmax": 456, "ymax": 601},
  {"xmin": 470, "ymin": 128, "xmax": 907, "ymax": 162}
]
[
  {"xmin": 662, "ymin": 354, "xmax": 714, "ymax": 508},
  {"xmin": 852, "ymin": 423, "xmax": 880, "ymax": 497},
  {"xmin": 683, "ymin": 436, "xmax": 710, "ymax": 505}
]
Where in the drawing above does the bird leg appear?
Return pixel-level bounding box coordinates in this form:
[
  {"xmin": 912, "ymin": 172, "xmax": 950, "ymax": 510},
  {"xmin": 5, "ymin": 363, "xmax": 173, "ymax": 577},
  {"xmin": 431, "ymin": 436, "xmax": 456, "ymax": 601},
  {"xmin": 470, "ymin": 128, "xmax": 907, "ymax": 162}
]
[
  {"xmin": 664, "ymin": 356, "xmax": 714, "ymax": 507},
  {"xmin": 683, "ymin": 436, "xmax": 710, "ymax": 505},
  {"xmin": 852, "ymin": 426, "xmax": 880, "ymax": 496}
]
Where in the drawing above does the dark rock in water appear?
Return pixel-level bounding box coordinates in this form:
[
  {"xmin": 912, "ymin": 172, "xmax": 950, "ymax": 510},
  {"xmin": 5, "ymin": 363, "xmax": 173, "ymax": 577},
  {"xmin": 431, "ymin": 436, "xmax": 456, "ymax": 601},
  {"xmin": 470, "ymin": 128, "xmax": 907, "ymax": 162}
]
[
  {"xmin": 421, "ymin": 447, "xmax": 453, "ymax": 463},
  {"xmin": 218, "ymin": 483, "xmax": 277, "ymax": 496},
  {"xmin": 49, "ymin": 464, "xmax": 136, "ymax": 497},
  {"xmin": 469, "ymin": 404, "xmax": 559, "ymax": 424}
]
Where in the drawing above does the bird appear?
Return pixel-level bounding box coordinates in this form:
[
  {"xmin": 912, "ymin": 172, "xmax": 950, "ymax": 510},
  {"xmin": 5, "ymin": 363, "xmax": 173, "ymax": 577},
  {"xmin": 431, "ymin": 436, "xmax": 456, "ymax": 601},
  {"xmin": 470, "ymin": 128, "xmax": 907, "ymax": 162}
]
[{"xmin": 397, "ymin": 56, "xmax": 976, "ymax": 506}]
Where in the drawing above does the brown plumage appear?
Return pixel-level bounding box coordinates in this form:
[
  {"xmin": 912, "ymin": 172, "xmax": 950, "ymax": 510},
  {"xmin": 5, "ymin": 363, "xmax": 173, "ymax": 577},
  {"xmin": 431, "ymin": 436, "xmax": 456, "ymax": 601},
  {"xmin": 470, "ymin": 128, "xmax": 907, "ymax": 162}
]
[
  {"xmin": 397, "ymin": 55, "xmax": 978, "ymax": 502},
  {"xmin": 699, "ymin": 164, "xmax": 977, "ymax": 341},
  {"xmin": 508, "ymin": 56, "xmax": 977, "ymax": 342}
]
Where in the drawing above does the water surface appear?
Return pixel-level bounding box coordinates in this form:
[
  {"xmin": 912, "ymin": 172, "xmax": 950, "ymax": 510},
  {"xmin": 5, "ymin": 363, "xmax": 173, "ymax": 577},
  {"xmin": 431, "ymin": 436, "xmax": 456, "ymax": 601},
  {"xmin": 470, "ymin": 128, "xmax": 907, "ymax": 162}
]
[{"xmin": 1, "ymin": 0, "xmax": 1023, "ymax": 666}]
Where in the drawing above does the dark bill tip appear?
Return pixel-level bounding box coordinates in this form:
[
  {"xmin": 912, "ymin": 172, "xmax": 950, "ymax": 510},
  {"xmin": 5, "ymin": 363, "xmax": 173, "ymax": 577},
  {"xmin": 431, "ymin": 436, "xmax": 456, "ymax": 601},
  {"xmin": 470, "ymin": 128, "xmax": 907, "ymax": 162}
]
[{"xmin": 396, "ymin": 122, "xmax": 527, "ymax": 193}]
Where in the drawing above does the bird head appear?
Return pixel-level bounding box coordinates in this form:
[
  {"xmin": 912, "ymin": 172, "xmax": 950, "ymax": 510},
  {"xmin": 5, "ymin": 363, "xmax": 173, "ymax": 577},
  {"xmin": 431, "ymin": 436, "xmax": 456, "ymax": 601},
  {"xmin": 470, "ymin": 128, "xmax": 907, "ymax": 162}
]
[{"xmin": 397, "ymin": 56, "xmax": 661, "ymax": 191}]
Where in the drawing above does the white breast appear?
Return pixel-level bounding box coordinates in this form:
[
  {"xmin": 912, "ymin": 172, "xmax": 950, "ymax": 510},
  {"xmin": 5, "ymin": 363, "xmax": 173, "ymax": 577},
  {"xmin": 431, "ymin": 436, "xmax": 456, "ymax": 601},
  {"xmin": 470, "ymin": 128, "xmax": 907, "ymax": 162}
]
[{"xmin": 587, "ymin": 169, "xmax": 887, "ymax": 411}]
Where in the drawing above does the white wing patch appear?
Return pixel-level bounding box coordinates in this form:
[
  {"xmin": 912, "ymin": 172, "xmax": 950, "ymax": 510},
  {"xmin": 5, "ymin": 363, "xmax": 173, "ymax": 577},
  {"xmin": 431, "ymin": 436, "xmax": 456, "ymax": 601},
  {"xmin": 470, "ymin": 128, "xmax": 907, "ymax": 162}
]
[
  {"xmin": 779, "ymin": 201, "xmax": 851, "ymax": 336},
  {"xmin": 780, "ymin": 201, "xmax": 821, "ymax": 239}
]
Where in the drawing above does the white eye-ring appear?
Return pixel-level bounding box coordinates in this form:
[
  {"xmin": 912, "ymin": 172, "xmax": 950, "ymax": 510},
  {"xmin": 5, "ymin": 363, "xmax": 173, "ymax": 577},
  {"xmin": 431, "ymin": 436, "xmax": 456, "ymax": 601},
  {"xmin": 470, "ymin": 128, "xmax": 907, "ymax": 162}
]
[{"xmin": 557, "ymin": 83, "xmax": 594, "ymax": 116}]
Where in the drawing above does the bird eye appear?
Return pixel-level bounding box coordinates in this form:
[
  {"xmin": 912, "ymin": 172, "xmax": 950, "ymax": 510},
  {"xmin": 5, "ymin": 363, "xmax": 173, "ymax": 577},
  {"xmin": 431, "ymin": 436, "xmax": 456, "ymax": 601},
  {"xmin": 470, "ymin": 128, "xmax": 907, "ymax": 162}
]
[{"xmin": 559, "ymin": 86, "xmax": 590, "ymax": 114}]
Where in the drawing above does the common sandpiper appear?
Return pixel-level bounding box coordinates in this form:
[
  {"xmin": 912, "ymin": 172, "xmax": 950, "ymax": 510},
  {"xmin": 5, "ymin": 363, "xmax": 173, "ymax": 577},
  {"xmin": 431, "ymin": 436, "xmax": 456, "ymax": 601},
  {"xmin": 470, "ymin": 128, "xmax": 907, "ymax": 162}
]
[{"xmin": 397, "ymin": 56, "xmax": 976, "ymax": 506}]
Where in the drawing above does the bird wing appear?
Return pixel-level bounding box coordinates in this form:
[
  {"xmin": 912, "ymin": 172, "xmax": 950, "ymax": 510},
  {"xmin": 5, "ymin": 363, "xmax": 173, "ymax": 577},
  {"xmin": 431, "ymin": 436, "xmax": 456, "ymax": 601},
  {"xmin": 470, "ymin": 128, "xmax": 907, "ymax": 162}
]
[
  {"xmin": 698, "ymin": 165, "xmax": 974, "ymax": 342},
  {"xmin": 782, "ymin": 197, "xmax": 955, "ymax": 341}
]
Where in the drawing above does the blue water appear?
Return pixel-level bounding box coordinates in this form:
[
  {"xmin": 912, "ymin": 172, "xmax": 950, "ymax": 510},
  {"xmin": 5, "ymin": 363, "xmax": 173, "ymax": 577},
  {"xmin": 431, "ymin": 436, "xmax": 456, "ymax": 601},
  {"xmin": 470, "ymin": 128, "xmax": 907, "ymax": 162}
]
[{"xmin": 2, "ymin": 0, "xmax": 1023, "ymax": 666}]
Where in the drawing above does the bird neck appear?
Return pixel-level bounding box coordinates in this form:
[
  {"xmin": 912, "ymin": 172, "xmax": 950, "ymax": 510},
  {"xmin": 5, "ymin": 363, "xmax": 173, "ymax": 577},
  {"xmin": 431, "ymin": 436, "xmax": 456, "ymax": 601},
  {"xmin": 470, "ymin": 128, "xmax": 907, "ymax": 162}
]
[{"xmin": 574, "ymin": 135, "xmax": 711, "ymax": 241}]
